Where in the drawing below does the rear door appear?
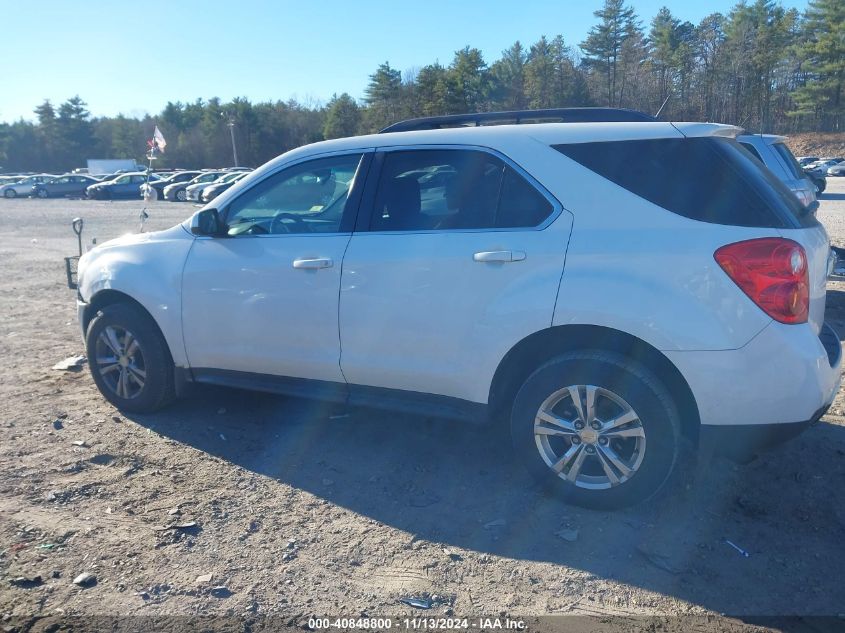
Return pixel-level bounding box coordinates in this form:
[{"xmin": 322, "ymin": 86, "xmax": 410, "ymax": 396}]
[{"xmin": 339, "ymin": 146, "xmax": 572, "ymax": 405}]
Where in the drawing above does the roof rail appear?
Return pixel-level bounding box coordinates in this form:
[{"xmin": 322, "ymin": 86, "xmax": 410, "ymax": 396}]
[{"xmin": 379, "ymin": 108, "xmax": 656, "ymax": 133}]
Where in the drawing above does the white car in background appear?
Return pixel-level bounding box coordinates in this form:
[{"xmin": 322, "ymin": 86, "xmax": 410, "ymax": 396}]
[
  {"xmin": 808, "ymin": 158, "xmax": 843, "ymax": 172},
  {"xmin": 826, "ymin": 161, "xmax": 845, "ymax": 177},
  {"xmin": 737, "ymin": 134, "xmax": 817, "ymax": 208},
  {"xmin": 185, "ymin": 171, "xmax": 248, "ymax": 201},
  {"xmin": 73, "ymin": 108, "xmax": 841, "ymax": 510},
  {"xmin": 0, "ymin": 174, "xmax": 55, "ymax": 198}
]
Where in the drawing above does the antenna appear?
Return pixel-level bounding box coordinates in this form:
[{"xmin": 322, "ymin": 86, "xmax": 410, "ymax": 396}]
[{"xmin": 655, "ymin": 94, "xmax": 671, "ymax": 119}]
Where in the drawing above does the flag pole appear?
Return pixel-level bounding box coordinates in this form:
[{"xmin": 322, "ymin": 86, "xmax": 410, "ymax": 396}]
[{"xmin": 143, "ymin": 129, "xmax": 156, "ymax": 201}]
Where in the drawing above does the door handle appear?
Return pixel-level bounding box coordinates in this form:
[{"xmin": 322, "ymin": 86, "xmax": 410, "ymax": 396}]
[
  {"xmin": 473, "ymin": 250, "xmax": 526, "ymax": 263},
  {"xmin": 292, "ymin": 257, "xmax": 333, "ymax": 269}
]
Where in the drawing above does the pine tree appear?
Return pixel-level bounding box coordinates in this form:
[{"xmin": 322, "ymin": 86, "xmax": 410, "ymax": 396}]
[
  {"xmin": 581, "ymin": 0, "xmax": 637, "ymax": 106},
  {"xmin": 792, "ymin": 0, "xmax": 845, "ymax": 130},
  {"xmin": 447, "ymin": 47, "xmax": 489, "ymax": 113},
  {"xmin": 490, "ymin": 42, "xmax": 527, "ymax": 110},
  {"xmin": 364, "ymin": 62, "xmax": 403, "ymax": 130},
  {"xmin": 416, "ymin": 64, "xmax": 450, "ymax": 116},
  {"xmin": 525, "ymin": 37, "xmax": 556, "ymax": 109},
  {"xmin": 323, "ymin": 93, "xmax": 361, "ymax": 139}
]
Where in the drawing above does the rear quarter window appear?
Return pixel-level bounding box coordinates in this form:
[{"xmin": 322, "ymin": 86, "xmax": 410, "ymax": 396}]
[
  {"xmin": 553, "ymin": 137, "xmax": 814, "ymax": 229},
  {"xmin": 772, "ymin": 142, "xmax": 805, "ymax": 180}
]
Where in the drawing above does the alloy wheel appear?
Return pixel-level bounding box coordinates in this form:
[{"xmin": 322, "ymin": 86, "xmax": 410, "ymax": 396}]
[
  {"xmin": 534, "ymin": 385, "xmax": 646, "ymax": 490},
  {"xmin": 94, "ymin": 325, "xmax": 146, "ymax": 399}
]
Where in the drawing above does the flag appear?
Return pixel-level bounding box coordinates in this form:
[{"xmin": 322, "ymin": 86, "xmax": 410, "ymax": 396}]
[{"xmin": 153, "ymin": 126, "xmax": 166, "ymax": 153}]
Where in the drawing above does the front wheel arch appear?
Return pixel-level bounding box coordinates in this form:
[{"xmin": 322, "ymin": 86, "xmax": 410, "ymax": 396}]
[
  {"xmin": 83, "ymin": 290, "xmax": 172, "ymax": 360},
  {"xmin": 488, "ymin": 324, "xmax": 701, "ymax": 446}
]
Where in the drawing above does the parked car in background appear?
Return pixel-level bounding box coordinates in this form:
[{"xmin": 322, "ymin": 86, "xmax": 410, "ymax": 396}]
[
  {"xmin": 163, "ymin": 171, "xmax": 226, "ymax": 201},
  {"xmin": 86, "ymin": 172, "xmax": 161, "ymax": 199},
  {"xmin": 186, "ymin": 171, "xmax": 247, "ymax": 201},
  {"xmin": 805, "ymin": 168, "xmax": 827, "ymax": 194},
  {"xmin": 807, "ymin": 158, "xmax": 844, "ymax": 172},
  {"xmin": 73, "ymin": 108, "xmax": 841, "ymax": 510},
  {"xmin": 0, "ymin": 174, "xmax": 55, "ymax": 198},
  {"xmin": 140, "ymin": 171, "xmax": 202, "ymax": 200},
  {"xmin": 200, "ymin": 171, "xmax": 251, "ymax": 203},
  {"xmin": 737, "ymin": 134, "xmax": 817, "ymax": 208},
  {"xmin": 825, "ymin": 162, "xmax": 845, "ymax": 177},
  {"xmin": 32, "ymin": 174, "xmax": 100, "ymax": 198},
  {"xmin": 797, "ymin": 156, "xmax": 820, "ymax": 166}
]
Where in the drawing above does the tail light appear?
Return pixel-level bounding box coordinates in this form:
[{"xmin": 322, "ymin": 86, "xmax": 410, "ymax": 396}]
[{"xmin": 714, "ymin": 238, "xmax": 809, "ymax": 324}]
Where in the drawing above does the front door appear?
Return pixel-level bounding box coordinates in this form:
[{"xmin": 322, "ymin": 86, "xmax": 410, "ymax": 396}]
[
  {"xmin": 182, "ymin": 151, "xmax": 369, "ymax": 387},
  {"xmin": 339, "ymin": 147, "xmax": 572, "ymax": 405}
]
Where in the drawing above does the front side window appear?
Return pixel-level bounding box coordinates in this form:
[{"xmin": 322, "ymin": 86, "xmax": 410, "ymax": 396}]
[
  {"xmin": 224, "ymin": 153, "xmax": 363, "ymax": 236},
  {"xmin": 370, "ymin": 149, "xmax": 552, "ymax": 231}
]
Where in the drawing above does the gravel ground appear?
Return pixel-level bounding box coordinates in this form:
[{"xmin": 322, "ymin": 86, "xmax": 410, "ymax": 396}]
[{"xmin": 1, "ymin": 183, "xmax": 845, "ymax": 631}]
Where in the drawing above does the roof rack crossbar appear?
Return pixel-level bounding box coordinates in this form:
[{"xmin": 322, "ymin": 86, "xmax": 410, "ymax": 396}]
[{"xmin": 379, "ymin": 108, "xmax": 656, "ymax": 133}]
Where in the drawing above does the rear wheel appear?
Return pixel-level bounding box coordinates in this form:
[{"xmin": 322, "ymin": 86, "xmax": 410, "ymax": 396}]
[
  {"xmin": 36, "ymin": 189, "xmax": 48, "ymax": 199},
  {"xmin": 510, "ymin": 350, "xmax": 680, "ymax": 510},
  {"xmin": 86, "ymin": 303, "xmax": 175, "ymax": 412}
]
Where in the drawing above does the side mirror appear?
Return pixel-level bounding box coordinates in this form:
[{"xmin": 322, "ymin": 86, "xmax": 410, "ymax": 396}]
[{"xmin": 191, "ymin": 207, "xmax": 225, "ymax": 236}]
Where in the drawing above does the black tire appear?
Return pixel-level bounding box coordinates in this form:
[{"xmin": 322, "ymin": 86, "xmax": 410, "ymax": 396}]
[
  {"xmin": 4, "ymin": 189, "xmax": 16, "ymax": 198},
  {"xmin": 510, "ymin": 350, "xmax": 680, "ymax": 510},
  {"xmin": 817, "ymin": 178, "xmax": 826, "ymax": 194},
  {"xmin": 85, "ymin": 303, "xmax": 176, "ymax": 413}
]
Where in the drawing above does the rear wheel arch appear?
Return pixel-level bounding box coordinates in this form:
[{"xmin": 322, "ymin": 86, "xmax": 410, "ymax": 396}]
[{"xmin": 488, "ymin": 325, "xmax": 701, "ymax": 445}]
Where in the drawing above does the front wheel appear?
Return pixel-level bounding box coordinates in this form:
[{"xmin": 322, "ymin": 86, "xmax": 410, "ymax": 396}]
[
  {"xmin": 36, "ymin": 189, "xmax": 48, "ymax": 199},
  {"xmin": 510, "ymin": 350, "xmax": 680, "ymax": 510},
  {"xmin": 86, "ymin": 303, "xmax": 175, "ymax": 412},
  {"xmin": 4, "ymin": 189, "xmax": 16, "ymax": 198},
  {"xmin": 175, "ymin": 189, "xmax": 187, "ymax": 202}
]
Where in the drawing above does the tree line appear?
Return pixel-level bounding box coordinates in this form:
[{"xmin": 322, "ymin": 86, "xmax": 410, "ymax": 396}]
[{"xmin": 0, "ymin": 0, "xmax": 841, "ymax": 174}]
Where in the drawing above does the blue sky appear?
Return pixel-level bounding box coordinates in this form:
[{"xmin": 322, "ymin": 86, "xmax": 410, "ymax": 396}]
[{"xmin": 1, "ymin": 0, "xmax": 805, "ymax": 122}]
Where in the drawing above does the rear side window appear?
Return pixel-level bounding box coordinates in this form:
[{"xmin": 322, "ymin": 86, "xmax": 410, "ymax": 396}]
[
  {"xmin": 739, "ymin": 141, "xmax": 763, "ymax": 163},
  {"xmin": 369, "ymin": 149, "xmax": 554, "ymax": 231},
  {"xmin": 772, "ymin": 142, "xmax": 804, "ymax": 180},
  {"xmin": 553, "ymin": 138, "xmax": 813, "ymax": 228}
]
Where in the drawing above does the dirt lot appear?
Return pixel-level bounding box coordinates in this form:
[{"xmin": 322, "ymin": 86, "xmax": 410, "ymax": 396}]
[{"xmin": 2, "ymin": 183, "xmax": 845, "ymax": 631}]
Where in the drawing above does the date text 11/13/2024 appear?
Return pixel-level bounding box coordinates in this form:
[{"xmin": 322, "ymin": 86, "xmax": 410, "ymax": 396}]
[{"xmin": 308, "ymin": 617, "xmax": 527, "ymax": 630}]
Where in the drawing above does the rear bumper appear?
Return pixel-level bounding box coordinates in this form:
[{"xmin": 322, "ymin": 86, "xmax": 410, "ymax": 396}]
[
  {"xmin": 666, "ymin": 321, "xmax": 842, "ymax": 453},
  {"xmin": 700, "ymin": 402, "xmax": 830, "ymax": 461}
]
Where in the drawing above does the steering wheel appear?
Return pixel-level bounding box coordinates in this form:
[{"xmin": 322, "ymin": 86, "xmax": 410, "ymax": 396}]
[{"xmin": 270, "ymin": 212, "xmax": 310, "ymax": 234}]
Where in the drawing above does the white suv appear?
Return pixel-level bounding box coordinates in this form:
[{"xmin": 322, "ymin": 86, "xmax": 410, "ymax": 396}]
[{"xmin": 74, "ymin": 108, "xmax": 842, "ymax": 509}]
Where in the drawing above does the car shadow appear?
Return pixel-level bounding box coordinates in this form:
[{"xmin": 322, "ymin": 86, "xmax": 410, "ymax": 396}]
[
  {"xmin": 124, "ymin": 382, "xmax": 845, "ymax": 617},
  {"xmin": 820, "ymin": 191, "xmax": 845, "ymax": 201}
]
